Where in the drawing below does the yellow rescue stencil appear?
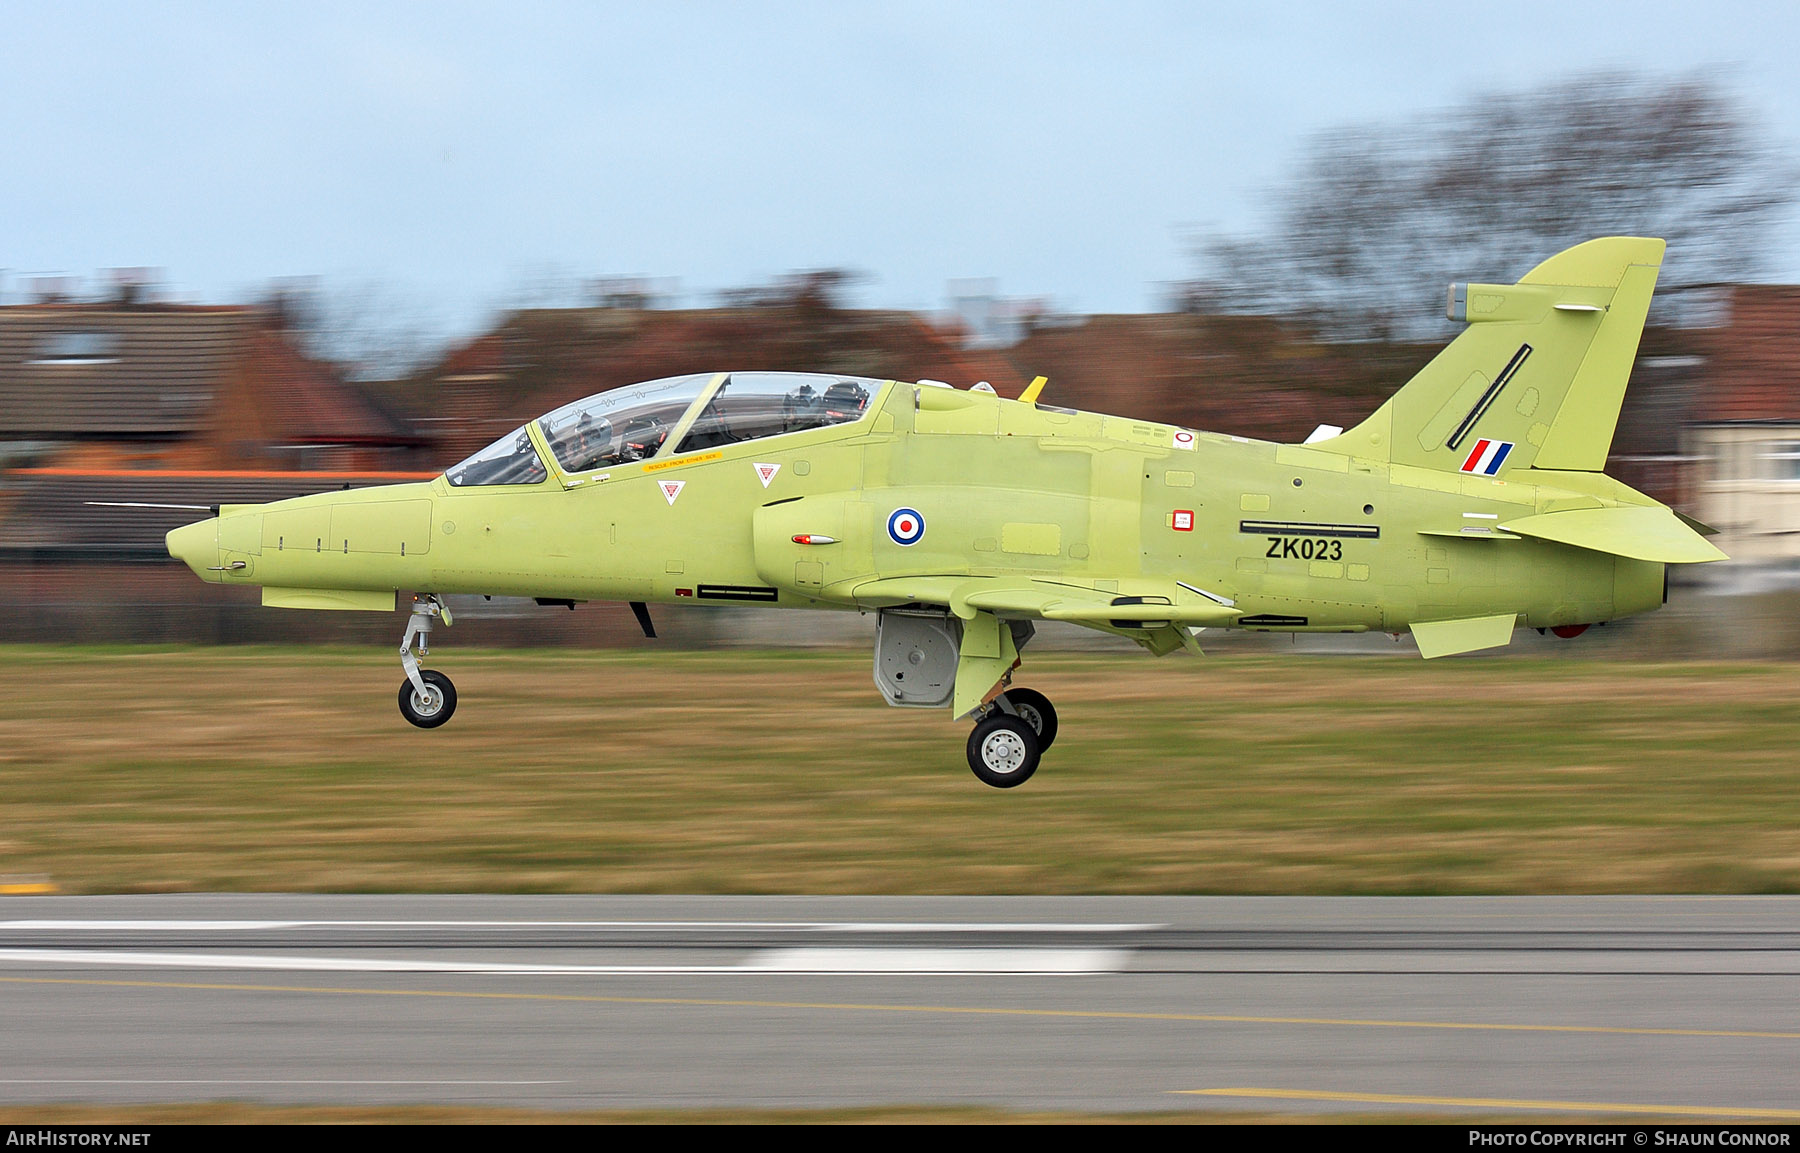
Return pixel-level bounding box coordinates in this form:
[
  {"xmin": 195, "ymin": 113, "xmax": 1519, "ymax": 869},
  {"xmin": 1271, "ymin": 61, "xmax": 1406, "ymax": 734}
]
[{"xmin": 642, "ymin": 451, "xmax": 722, "ymax": 474}]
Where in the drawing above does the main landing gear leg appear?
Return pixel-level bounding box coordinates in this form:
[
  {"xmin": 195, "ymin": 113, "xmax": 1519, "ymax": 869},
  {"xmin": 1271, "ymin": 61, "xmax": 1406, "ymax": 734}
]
[
  {"xmin": 397, "ymin": 595, "xmax": 457, "ymax": 729},
  {"xmin": 995, "ymin": 686, "xmax": 1058, "ymax": 751},
  {"xmin": 965, "ymin": 686, "xmax": 1059, "ymax": 788}
]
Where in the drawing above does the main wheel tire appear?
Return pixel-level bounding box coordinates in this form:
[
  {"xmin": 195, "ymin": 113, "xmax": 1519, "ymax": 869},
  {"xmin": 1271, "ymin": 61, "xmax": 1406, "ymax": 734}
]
[
  {"xmin": 966, "ymin": 714, "xmax": 1041, "ymax": 789},
  {"xmin": 398, "ymin": 669, "xmax": 457, "ymax": 729},
  {"xmin": 999, "ymin": 687, "xmax": 1058, "ymax": 751}
]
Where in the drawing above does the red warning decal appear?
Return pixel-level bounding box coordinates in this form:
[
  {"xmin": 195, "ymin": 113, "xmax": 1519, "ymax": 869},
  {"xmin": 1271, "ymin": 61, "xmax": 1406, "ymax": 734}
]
[{"xmin": 1172, "ymin": 509, "xmax": 1194, "ymax": 532}]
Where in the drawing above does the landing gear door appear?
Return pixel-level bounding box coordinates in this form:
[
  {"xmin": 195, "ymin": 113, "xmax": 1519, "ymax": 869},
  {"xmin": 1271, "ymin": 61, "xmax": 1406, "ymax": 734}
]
[{"xmin": 874, "ymin": 609, "xmax": 959, "ymax": 708}]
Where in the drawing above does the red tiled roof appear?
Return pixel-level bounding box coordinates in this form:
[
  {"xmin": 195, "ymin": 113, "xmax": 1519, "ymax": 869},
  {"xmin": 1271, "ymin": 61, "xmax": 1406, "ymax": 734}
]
[
  {"xmin": 240, "ymin": 328, "xmax": 415, "ymax": 444},
  {"xmin": 0, "ymin": 304, "xmax": 417, "ymax": 446},
  {"xmin": 0, "ymin": 306, "xmax": 244, "ymax": 434}
]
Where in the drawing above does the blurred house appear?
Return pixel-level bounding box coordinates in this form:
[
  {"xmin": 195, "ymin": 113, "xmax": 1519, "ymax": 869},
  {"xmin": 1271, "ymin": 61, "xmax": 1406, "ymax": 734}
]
[
  {"xmin": 0, "ymin": 301, "xmax": 423, "ymax": 473},
  {"xmin": 1684, "ymin": 286, "xmax": 1800, "ymax": 566},
  {"xmin": 1005, "ymin": 313, "xmax": 1432, "ymax": 444}
]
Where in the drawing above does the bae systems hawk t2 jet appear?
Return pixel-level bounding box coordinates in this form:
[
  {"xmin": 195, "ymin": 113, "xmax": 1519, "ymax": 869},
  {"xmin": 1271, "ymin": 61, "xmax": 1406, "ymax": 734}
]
[{"xmin": 168, "ymin": 238, "xmax": 1723, "ymax": 787}]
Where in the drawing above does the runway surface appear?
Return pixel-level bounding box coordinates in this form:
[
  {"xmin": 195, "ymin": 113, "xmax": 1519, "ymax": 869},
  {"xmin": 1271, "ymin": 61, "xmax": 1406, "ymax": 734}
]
[{"xmin": 2, "ymin": 894, "xmax": 1798, "ymax": 1118}]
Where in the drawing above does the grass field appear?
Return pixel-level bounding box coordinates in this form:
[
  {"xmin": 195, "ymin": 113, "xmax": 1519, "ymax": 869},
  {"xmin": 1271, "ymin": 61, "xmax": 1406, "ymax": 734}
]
[{"xmin": 4, "ymin": 645, "xmax": 1800, "ymax": 895}]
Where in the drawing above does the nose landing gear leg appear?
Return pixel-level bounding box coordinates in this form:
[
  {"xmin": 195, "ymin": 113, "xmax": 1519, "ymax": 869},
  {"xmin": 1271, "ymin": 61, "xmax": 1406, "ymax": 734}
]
[{"xmin": 398, "ymin": 595, "xmax": 457, "ymax": 728}]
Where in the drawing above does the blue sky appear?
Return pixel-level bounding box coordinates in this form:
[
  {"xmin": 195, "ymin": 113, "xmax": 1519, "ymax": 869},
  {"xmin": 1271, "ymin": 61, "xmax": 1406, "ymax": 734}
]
[{"xmin": 4, "ymin": 2, "xmax": 1797, "ymax": 337}]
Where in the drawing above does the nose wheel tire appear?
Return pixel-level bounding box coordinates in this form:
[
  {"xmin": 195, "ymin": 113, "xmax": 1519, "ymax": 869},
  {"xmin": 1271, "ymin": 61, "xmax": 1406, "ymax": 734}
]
[
  {"xmin": 398, "ymin": 669, "xmax": 457, "ymax": 729},
  {"xmin": 967, "ymin": 714, "xmax": 1041, "ymax": 788},
  {"xmin": 997, "ymin": 687, "xmax": 1058, "ymax": 751}
]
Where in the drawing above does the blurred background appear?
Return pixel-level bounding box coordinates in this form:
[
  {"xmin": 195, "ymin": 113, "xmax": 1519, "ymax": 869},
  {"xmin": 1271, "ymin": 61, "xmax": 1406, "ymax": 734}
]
[{"xmin": 5, "ymin": 3, "xmax": 1800, "ymax": 654}]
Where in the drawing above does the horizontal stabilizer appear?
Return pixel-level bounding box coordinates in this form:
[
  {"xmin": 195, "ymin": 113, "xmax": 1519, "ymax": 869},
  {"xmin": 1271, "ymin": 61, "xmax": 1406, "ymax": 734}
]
[
  {"xmin": 1674, "ymin": 509, "xmax": 1721, "ymax": 537},
  {"xmin": 1498, "ymin": 506, "xmax": 1727, "ymax": 564},
  {"xmin": 1410, "ymin": 613, "xmax": 1518, "ymax": 659}
]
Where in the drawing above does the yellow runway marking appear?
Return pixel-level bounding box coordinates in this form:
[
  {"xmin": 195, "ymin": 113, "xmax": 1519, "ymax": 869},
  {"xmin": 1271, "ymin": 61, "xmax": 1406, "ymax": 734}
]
[
  {"xmin": 1184, "ymin": 1088, "xmax": 1800, "ymax": 1120},
  {"xmin": 1, "ymin": 974, "xmax": 1798, "ymax": 1042}
]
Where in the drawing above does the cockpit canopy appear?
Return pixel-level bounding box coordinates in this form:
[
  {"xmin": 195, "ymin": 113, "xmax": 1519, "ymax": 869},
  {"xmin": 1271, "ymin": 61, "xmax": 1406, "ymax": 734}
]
[{"xmin": 445, "ymin": 371, "xmax": 881, "ymax": 487}]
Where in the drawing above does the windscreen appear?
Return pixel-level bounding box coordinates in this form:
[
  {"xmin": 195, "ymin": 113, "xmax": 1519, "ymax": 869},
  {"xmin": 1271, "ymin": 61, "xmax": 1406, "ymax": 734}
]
[{"xmin": 444, "ymin": 427, "xmax": 547, "ymax": 487}]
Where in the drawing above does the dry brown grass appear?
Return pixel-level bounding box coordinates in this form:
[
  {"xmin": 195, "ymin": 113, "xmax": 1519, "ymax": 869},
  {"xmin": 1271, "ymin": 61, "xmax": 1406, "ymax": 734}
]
[{"xmin": 4, "ymin": 647, "xmax": 1800, "ymax": 894}]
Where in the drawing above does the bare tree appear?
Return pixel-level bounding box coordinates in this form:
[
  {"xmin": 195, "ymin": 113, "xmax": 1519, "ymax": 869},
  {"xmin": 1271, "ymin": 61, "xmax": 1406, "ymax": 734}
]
[{"xmin": 1191, "ymin": 72, "xmax": 1797, "ymax": 339}]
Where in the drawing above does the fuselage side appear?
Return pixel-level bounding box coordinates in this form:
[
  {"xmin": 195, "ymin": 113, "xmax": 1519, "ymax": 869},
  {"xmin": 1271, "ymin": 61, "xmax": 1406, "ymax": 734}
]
[{"xmin": 169, "ymin": 377, "xmax": 1662, "ymax": 635}]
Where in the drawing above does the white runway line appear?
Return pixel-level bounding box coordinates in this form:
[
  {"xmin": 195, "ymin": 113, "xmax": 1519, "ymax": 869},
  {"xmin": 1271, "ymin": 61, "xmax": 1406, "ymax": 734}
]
[
  {"xmin": 745, "ymin": 947, "xmax": 1133, "ymax": 974},
  {"xmin": 0, "ymin": 946, "xmax": 1133, "ymax": 976},
  {"xmin": 0, "ymin": 948, "xmax": 744, "ymax": 974},
  {"xmin": 2, "ymin": 921, "xmax": 308, "ymax": 931}
]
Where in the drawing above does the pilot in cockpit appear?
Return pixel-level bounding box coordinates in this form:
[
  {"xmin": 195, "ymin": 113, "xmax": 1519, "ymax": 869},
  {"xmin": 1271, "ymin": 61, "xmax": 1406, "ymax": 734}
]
[
  {"xmin": 564, "ymin": 412, "xmax": 595, "ymax": 463},
  {"xmin": 780, "ymin": 383, "xmax": 820, "ymax": 433}
]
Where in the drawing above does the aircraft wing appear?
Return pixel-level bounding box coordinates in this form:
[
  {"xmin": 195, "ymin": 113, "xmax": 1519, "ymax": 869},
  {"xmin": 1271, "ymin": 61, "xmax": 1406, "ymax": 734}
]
[{"xmin": 848, "ymin": 576, "xmax": 1241, "ymax": 627}]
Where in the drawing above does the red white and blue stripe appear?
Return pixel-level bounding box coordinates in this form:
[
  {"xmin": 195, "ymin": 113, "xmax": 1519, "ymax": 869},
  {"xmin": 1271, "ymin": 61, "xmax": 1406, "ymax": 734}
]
[{"xmin": 1459, "ymin": 438, "xmax": 1514, "ymax": 476}]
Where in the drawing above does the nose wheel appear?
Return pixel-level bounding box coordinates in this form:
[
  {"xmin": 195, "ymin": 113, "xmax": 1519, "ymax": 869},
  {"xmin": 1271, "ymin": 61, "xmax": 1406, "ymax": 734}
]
[
  {"xmin": 966, "ymin": 687, "xmax": 1058, "ymax": 788},
  {"xmin": 399, "ymin": 669, "xmax": 457, "ymax": 728},
  {"xmin": 398, "ymin": 595, "xmax": 457, "ymax": 729}
]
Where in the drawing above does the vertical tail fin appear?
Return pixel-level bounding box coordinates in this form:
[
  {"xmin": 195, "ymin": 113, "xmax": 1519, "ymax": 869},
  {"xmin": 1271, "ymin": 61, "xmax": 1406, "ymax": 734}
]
[{"xmin": 1312, "ymin": 237, "xmax": 1665, "ymax": 474}]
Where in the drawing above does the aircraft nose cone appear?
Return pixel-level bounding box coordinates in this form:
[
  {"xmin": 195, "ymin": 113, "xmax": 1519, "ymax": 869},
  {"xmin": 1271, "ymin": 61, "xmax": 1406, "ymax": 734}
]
[{"xmin": 166, "ymin": 518, "xmax": 220, "ymax": 579}]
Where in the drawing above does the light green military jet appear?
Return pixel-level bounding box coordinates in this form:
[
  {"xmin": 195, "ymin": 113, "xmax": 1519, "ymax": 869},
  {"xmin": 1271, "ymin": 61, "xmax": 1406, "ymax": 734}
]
[{"xmin": 168, "ymin": 237, "xmax": 1723, "ymax": 787}]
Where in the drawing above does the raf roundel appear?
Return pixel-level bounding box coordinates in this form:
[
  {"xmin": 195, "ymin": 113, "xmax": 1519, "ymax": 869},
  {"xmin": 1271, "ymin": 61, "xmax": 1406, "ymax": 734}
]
[{"xmin": 887, "ymin": 507, "xmax": 926, "ymax": 547}]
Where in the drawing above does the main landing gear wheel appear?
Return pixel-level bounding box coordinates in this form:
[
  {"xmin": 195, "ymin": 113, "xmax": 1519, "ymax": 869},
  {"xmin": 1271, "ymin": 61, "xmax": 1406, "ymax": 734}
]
[
  {"xmin": 967, "ymin": 714, "xmax": 1041, "ymax": 789},
  {"xmin": 398, "ymin": 669, "xmax": 457, "ymax": 728},
  {"xmin": 997, "ymin": 687, "xmax": 1058, "ymax": 751}
]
